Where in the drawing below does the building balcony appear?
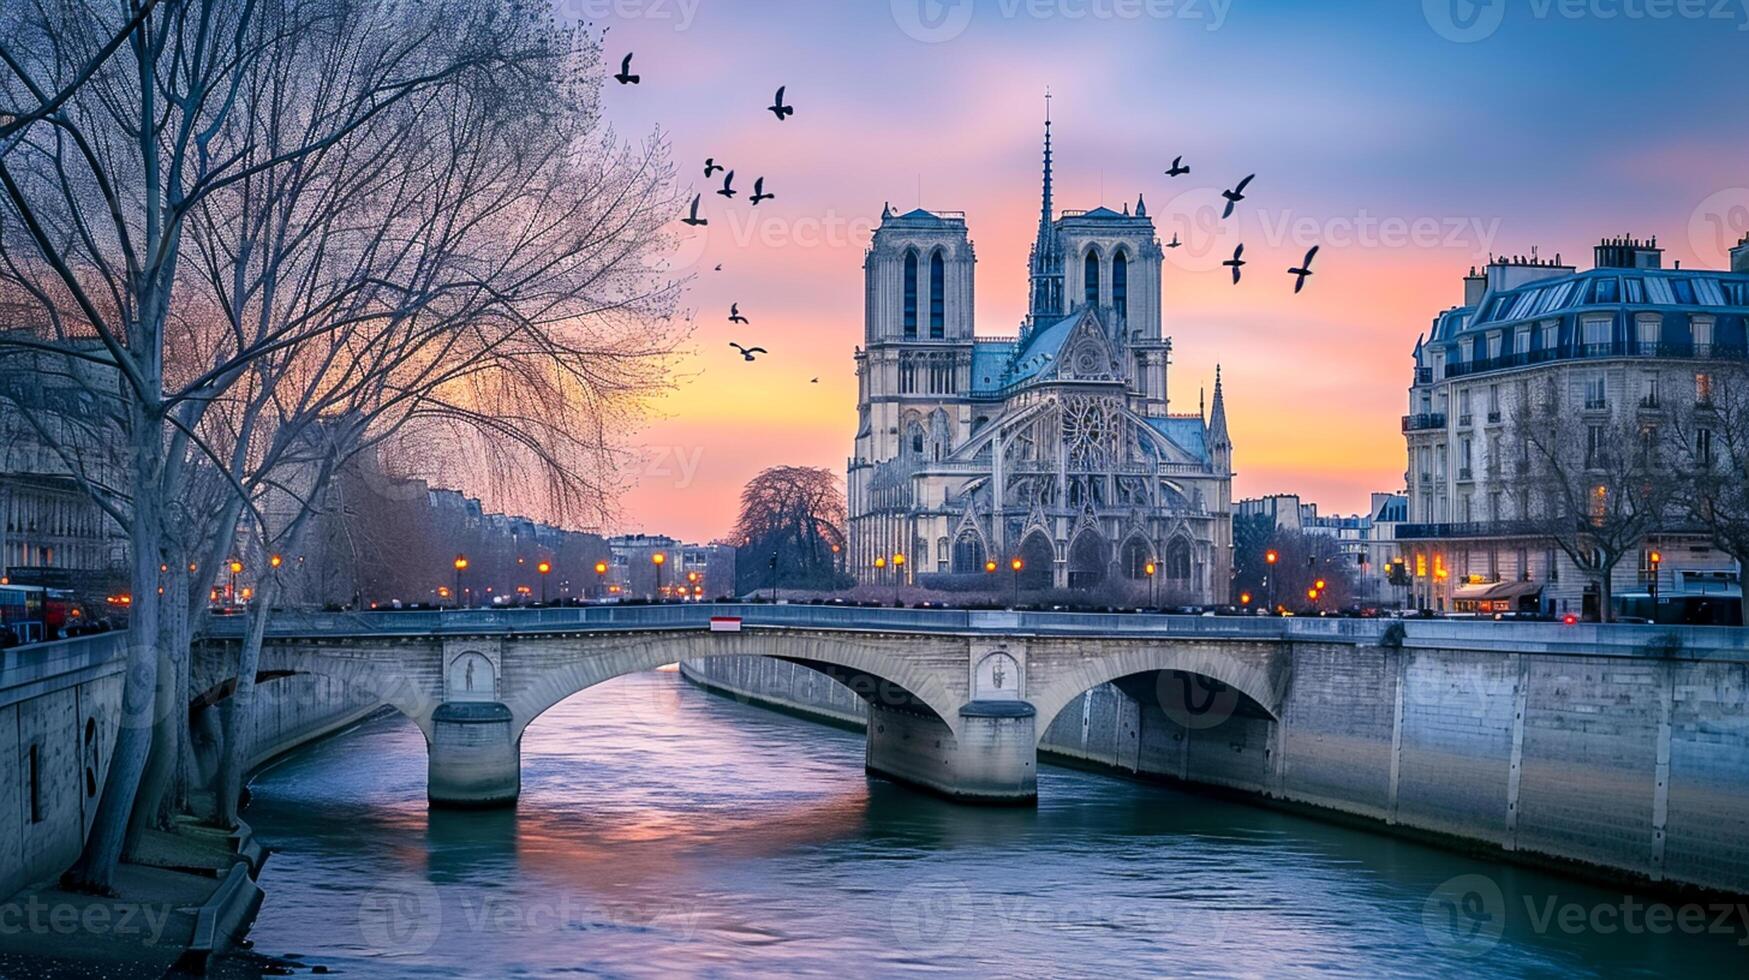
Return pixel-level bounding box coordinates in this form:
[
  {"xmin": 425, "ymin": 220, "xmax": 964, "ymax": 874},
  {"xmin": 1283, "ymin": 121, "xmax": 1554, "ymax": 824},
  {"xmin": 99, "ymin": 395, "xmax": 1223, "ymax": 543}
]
[
  {"xmin": 1457, "ymin": 413, "xmax": 1473, "ymax": 428},
  {"xmin": 1415, "ymin": 367, "xmax": 1434, "ymax": 384},
  {"xmin": 1396, "ymin": 520, "xmax": 1546, "ymax": 540},
  {"xmin": 1402, "ymin": 412, "xmax": 1447, "ymax": 433},
  {"xmin": 1442, "ymin": 341, "xmax": 1749, "ymax": 380},
  {"xmin": 1486, "ymin": 411, "xmax": 1502, "ymax": 425}
]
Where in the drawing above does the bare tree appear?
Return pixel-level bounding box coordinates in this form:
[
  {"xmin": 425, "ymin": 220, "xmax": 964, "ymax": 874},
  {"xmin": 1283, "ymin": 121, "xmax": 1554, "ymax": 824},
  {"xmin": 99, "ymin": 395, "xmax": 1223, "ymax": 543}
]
[
  {"xmin": 1672, "ymin": 367, "xmax": 1749, "ymax": 570},
  {"xmin": 1509, "ymin": 383, "xmax": 1679, "ymax": 623},
  {"xmin": 0, "ymin": 0, "xmax": 682, "ymax": 890},
  {"xmin": 732, "ymin": 466, "xmax": 848, "ymax": 594}
]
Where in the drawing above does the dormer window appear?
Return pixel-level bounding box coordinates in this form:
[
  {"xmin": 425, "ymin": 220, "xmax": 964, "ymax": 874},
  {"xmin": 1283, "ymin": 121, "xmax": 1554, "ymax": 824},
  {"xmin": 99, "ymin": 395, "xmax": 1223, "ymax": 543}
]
[{"xmin": 1692, "ymin": 315, "xmax": 1715, "ymax": 354}]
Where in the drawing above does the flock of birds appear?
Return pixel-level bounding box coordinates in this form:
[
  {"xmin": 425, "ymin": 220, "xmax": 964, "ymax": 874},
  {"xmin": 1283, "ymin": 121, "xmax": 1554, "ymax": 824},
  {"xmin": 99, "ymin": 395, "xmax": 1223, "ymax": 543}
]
[
  {"xmin": 1160, "ymin": 162, "xmax": 1320, "ymax": 293},
  {"xmin": 614, "ymin": 48, "xmax": 1322, "ymax": 376},
  {"xmin": 617, "ymin": 52, "xmax": 791, "ymax": 365}
]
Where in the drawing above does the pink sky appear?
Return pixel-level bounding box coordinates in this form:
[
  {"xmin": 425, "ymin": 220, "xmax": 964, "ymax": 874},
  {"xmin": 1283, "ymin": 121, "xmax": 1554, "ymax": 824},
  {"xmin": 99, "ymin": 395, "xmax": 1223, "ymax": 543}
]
[{"xmin": 547, "ymin": 0, "xmax": 1749, "ymax": 543}]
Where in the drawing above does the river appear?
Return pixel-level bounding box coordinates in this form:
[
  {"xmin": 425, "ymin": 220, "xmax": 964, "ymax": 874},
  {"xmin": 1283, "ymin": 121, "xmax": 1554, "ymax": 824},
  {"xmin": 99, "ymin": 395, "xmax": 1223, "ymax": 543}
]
[{"xmin": 220, "ymin": 668, "xmax": 1748, "ymax": 977}]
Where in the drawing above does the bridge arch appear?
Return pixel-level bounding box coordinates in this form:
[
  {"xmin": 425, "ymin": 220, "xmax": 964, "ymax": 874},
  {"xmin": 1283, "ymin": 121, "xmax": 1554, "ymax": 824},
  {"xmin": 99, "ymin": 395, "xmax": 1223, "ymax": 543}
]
[
  {"xmin": 1028, "ymin": 641, "xmax": 1286, "ymax": 748},
  {"xmin": 192, "ymin": 641, "xmax": 448, "ymax": 738},
  {"xmin": 500, "ymin": 630, "xmax": 969, "ymax": 742}
]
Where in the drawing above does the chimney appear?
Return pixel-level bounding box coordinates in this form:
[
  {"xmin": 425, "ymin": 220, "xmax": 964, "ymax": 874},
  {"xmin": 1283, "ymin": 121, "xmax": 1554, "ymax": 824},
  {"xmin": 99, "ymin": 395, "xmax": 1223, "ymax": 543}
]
[
  {"xmin": 1594, "ymin": 234, "xmax": 1663, "ymax": 270},
  {"xmin": 1733, "ymin": 233, "xmax": 1749, "ymax": 274},
  {"xmin": 1463, "ymin": 266, "xmax": 1487, "ymax": 308}
]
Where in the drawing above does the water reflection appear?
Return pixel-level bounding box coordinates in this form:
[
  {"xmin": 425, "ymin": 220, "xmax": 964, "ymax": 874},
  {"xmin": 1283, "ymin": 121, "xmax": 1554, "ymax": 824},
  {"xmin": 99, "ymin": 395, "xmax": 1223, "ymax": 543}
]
[{"xmin": 224, "ymin": 670, "xmax": 1748, "ymax": 978}]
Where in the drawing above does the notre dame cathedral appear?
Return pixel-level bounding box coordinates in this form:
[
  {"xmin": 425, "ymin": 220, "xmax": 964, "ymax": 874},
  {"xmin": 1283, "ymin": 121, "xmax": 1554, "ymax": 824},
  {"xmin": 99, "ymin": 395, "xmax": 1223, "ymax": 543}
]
[{"xmin": 846, "ymin": 110, "xmax": 1234, "ymax": 602}]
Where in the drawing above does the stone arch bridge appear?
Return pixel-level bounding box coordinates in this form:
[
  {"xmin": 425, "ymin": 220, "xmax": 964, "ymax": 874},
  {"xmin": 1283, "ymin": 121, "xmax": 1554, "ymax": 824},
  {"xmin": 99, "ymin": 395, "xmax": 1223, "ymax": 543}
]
[{"xmin": 193, "ymin": 605, "xmax": 1373, "ymax": 805}]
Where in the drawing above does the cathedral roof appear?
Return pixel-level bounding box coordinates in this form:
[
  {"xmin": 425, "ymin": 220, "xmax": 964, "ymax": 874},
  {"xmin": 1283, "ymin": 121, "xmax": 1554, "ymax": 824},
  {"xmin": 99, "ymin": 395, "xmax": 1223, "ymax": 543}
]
[
  {"xmin": 1007, "ymin": 312, "xmax": 1081, "ymax": 385},
  {"xmin": 969, "ymin": 342, "xmax": 1016, "ymax": 394},
  {"xmin": 1143, "ymin": 416, "xmax": 1213, "ymax": 465}
]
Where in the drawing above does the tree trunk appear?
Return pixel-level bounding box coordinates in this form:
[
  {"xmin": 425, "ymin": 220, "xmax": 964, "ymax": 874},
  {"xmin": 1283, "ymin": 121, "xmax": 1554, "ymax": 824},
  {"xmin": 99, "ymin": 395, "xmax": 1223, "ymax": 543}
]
[
  {"xmin": 65, "ymin": 492, "xmax": 163, "ymax": 893},
  {"xmin": 130, "ymin": 565, "xmax": 188, "ymax": 844},
  {"xmin": 217, "ymin": 575, "xmax": 276, "ymax": 828}
]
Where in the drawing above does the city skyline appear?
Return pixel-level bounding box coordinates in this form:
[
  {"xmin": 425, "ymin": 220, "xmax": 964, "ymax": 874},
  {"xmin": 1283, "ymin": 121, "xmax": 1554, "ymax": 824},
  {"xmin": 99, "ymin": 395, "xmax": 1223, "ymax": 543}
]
[{"xmin": 589, "ymin": 0, "xmax": 1749, "ymax": 542}]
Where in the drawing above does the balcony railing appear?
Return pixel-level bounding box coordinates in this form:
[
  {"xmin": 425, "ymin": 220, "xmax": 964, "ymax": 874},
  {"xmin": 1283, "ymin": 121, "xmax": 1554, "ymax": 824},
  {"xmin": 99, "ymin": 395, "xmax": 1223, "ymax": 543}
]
[
  {"xmin": 1415, "ymin": 367, "xmax": 1433, "ymax": 384},
  {"xmin": 1444, "ymin": 341, "xmax": 1749, "ymax": 380},
  {"xmin": 1457, "ymin": 413, "xmax": 1473, "ymax": 427},
  {"xmin": 1396, "ymin": 520, "xmax": 1546, "ymax": 540},
  {"xmin": 1402, "ymin": 413, "xmax": 1447, "ymax": 432}
]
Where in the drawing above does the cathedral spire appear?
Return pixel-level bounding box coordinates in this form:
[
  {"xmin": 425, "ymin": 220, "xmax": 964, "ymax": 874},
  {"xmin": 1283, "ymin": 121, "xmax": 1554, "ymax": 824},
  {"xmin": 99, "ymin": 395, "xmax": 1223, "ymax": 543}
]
[
  {"xmin": 1026, "ymin": 90, "xmax": 1064, "ymax": 329},
  {"xmin": 1040, "ymin": 89, "xmax": 1053, "ymax": 235},
  {"xmin": 1208, "ymin": 365, "xmax": 1231, "ymax": 448}
]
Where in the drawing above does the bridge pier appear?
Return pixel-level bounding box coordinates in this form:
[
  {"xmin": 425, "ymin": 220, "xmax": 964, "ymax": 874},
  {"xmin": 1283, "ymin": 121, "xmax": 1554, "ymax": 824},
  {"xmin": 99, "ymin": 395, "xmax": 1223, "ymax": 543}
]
[
  {"xmin": 864, "ymin": 700, "xmax": 1037, "ymax": 803},
  {"xmin": 427, "ymin": 702, "xmax": 520, "ymax": 807}
]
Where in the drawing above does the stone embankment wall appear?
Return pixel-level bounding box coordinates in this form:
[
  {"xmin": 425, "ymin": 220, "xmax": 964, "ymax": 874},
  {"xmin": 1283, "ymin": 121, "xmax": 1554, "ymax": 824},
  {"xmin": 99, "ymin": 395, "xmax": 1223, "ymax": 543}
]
[
  {"xmin": 2, "ymin": 636, "xmax": 380, "ymax": 898},
  {"xmin": 681, "ymin": 643, "xmax": 1749, "ymax": 895}
]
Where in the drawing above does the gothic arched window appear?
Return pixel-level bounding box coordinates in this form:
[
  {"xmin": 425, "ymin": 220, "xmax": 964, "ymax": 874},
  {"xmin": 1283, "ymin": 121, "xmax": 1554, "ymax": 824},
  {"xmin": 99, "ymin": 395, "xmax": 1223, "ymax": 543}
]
[
  {"xmin": 1084, "ymin": 251, "xmax": 1100, "ymax": 309},
  {"xmin": 929, "ymin": 251, "xmax": 946, "ymax": 339},
  {"xmin": 903, "ymin": 250, "xmax": 919, "ymax": 338},
  {"xmin": 1112, "ymin": 250, "xmax": 1128, "ymax": 326}
]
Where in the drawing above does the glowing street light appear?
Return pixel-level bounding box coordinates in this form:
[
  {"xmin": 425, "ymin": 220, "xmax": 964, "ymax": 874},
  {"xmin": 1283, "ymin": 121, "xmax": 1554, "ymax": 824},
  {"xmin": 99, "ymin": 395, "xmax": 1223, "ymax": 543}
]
[
  {"xmin": 537, "ymin": 560, "xmax": 552, "ymax": 604},
  {"xmin": 1264, "ymin": 549, "xmax": 1279, "ymax": 614},
  {"xmin": 1009, "ymin": 557, "xmax": 1024, "ymax": 608},
  {"xmin": 652, "ymin": 552, "xmax": 667, "ymax": 600},
  {"xmin": 453, "ymin": 554, "xmax": 469, "ymax": 609},
  {"xmin": 1144, "ymin": 560, "xmax": 1158, "ymax": 609}
]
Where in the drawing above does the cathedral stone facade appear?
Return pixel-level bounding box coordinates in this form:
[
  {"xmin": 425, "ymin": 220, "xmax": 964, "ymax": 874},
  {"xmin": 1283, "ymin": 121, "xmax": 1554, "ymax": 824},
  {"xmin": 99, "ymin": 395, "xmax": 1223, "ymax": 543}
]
[{"xmin": 846, "ymin": 116, "xmax": 1234, "ymax": 602}]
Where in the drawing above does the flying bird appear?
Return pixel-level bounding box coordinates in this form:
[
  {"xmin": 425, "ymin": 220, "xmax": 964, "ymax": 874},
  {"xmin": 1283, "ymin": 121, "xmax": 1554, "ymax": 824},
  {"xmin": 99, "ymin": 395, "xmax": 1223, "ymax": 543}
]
[
  {"xmin": 749, "ymin": 177, "xmax": 774, "ymax": 206},
  {"xmin": 1221, "ymin": 174, "xmax": 1255, "ymax": 219},
  {"xmin": 768, "ymin": 86, "xmax": 794, "ymax": 121},
  {"xmin": 681, "ymin": 195, "xmax": 708, "ymax": 227},
  {"xmin": 728, "ymin": 303, "xmax": 749, "ymax": 324},
  {"xmin": 613, "ymin": 53, "xmax": 640, "ymax": 85},
  {"xmin": 1164, "ymin": 156, "xmax": 1190, "ymax": 177},
  {"xmin": 716, "ymin": 170, "xmax": 737, "ymax": 199},
  {"xmin": 810, "ymin": 377, "xmax": 819, "ymax": 383},
  {"xmin": 730, "ymin": 342, "xmax": 766, "ymax": 362},
  {"xmin": 704, "ymin": 158, "xmax": 724, "ymax": 178},
  {"xmin": 1223, "ymin": 243, "xmax": 1246, "ymax": 284},
  {"xmin": 1288, "ymin": 245, "xmax": 1320, "ymax": 293},
  {"xmin": 714, "ymin": 263, "xmax": 723, "ymax": 272},
  {"xmin": 1166, "ymin": 232, "xmax": 1181, "ymax": 249}
]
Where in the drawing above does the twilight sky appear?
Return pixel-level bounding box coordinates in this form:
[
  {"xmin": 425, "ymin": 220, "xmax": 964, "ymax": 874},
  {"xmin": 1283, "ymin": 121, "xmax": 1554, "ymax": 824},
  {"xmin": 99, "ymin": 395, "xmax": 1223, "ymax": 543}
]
[{"xmin": 580, "ymin": 0, "xmax": 1749, "ymax": 543}]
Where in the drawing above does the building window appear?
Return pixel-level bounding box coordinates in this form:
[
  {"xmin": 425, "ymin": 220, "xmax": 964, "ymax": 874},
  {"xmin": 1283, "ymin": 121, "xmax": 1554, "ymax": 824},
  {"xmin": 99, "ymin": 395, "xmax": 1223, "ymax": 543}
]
[
  {"xmin": 1697, "ymin": 372, "xmax": 1714, "ymax": 405},
  {"xmin": 1584, "ymin": 375, "xmax": 1606, "ymax": 410},
  {"xmin": 1697, "ymin": 427, "xmax": 1715, "ymax": 467},
  {"xmin": 1635, "ymin": 315, "xmax": 1661, "ymax": 353},
  {"xmin": 1583, "ymin": 317, "xmax": 1610, "ymax": 350},
  {"xmin": 929, "ymin": 251, "xmax": 946, "ymax": 339},
  {"xmin": 1515, "ymin": 327, "xmax": 1531, "ymax": 355},
  {"xmin": 1541, "ymin": 321, "xmax": 1559, "ymax": 352},
  {"xmin": 1693, "ymin": 316, "xmax": 1715, "ymax": 353},
  {"xmin": 1586, "ymin": 425, "xmax": 1606, "ymax": 467},
  {"xmin": 1084, "ymin": 251, "xmax": 1100, "ymax": 309},
  {"xmin": 903, "ymin": 250, "xmax": 918, "ymax": 338},
  {"xmin": 1113, "ymin": 251, "xmax": 1129, "ymax": 325}
]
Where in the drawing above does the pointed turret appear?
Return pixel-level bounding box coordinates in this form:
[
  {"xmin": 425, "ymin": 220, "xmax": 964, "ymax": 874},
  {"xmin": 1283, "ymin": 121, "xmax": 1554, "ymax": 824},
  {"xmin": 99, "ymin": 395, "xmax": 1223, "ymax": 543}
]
[{"xmin": 1208, "ymin": 365, "xmax": 1231, "ymax": 450}]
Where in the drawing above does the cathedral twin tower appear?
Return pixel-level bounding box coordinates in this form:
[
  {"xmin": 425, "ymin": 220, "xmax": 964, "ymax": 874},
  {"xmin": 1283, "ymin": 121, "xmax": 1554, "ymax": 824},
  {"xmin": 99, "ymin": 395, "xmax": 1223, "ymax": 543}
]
[{"xmin": 847, "ymin": 110, "xmax": 1233, "ymax": 603}]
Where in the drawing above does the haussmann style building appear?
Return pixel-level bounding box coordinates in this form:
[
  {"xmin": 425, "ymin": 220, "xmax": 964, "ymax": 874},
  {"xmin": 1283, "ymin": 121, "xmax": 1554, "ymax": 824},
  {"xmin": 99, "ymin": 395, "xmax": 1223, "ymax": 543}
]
[{"xmin": 1399, "ymin": 235, "xmax": 1749, "ymax": 620}]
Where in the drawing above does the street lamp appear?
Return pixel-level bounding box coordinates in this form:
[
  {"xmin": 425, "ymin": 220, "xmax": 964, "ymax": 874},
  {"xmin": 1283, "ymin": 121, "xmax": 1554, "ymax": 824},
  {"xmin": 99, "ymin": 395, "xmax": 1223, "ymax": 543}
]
[
  {"xmin": 453, "ymin": 554, "xmax": 468, "ymax": 609},
  {"xmin": 1648, "ymin": 550, "xmax": 1662, "ymax": 614},
  {"xmin": 652, "ymin": 552, "xmax": 667, "ymax": 600},
  {"xmin": 892, "ymin": 553, "xmax": 905, "ymax": 605},
  {"xmin": 537, "ymin": 561, "xmax": 551, "ymax": 604},
  {"xmin": 594, "ymin": 560, "xmax": 608, "ymax": 599},
  {"xmin": 1010, "ymin": 557, "xmax": 1023, "ymax": 609},
  {"xmin": 228, "ymin": 559, "xmax": 243, "ymax": 606},
  {"xmin": 688, "ymin": 570, "xmax": 701, "ymax": 603},
  {"xmin": 1144, "ymin": 560, "xmax": 1158, "ymax": 609},
  {"xmin": 1264, "ymin": 549, "xmax": 1279, "ymax": 616}
]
